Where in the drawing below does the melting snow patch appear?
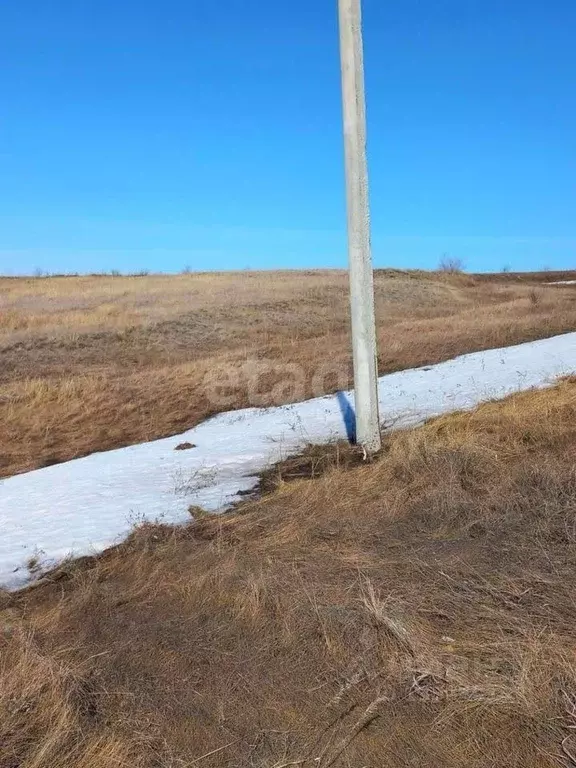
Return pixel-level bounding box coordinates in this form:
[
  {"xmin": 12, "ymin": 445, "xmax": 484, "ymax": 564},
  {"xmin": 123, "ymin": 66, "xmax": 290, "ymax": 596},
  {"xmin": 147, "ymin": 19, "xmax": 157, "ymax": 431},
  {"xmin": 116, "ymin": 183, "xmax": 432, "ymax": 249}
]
[{"xmin": 1, "ymin": 332, "xmax": 576, "ymax": 589}]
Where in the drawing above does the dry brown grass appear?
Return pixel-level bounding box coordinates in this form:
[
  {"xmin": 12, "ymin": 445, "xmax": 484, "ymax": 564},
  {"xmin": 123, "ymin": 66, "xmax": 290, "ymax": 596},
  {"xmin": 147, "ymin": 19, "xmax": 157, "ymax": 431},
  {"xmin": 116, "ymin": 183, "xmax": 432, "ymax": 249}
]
[
  {"xmin": 2, "ymin": 379, "xmax": 576, "ymax": 767},
  {"xmin": 473, "ymin": 268, "xmax": 576, "ymax": 284},
  {"xmin": 2, "ymin": 269, "xmax": 576, "ymax": 478}
]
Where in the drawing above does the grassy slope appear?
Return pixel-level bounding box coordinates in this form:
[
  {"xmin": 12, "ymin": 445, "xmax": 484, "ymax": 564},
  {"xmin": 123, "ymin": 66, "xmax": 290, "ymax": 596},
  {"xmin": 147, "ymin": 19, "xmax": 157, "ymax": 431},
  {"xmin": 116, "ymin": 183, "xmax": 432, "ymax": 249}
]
[
  {"xmin": 471, "ymin": 268, "xmax": 576, "ymax": 283},
  {"xmin": 2, "ymin": 379, "xmax": 576, "ymax": 767},
  {"xmin": 2, "ymin": 269, "xmax": 576, "ymax": 478}
]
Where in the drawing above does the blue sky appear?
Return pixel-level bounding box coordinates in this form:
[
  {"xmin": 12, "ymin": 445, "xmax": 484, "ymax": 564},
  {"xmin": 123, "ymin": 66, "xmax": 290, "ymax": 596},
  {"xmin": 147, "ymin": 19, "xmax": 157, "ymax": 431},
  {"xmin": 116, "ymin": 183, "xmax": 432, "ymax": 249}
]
[{"xmin": 1, "ymin": 0, "xmax": 575, "ymax": 274}]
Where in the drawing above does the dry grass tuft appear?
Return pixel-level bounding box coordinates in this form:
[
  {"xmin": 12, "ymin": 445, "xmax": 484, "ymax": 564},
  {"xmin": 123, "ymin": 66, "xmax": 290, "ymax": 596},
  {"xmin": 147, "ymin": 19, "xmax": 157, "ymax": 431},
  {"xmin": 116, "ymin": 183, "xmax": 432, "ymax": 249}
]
[
  {"xmin": 3, "ymin": 379, "xmax": 576, "ymax": 766},
  {"xmin": 0, "ymin": 627, "xmax": 141, "ymax": 767}
]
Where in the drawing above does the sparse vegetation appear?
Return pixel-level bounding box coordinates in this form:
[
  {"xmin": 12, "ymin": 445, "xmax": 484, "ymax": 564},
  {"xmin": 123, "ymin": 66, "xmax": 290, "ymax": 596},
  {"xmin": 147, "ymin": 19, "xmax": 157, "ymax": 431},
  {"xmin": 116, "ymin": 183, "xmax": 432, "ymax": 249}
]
[
  {"xmin": 438, "ymin": 254, "xmax": 465, "ymax": 273},
  {"xmin": 2, "ymin": 379, "xmax": 576, "ymax": 766},
  {"xmin": 529, "ymin": 287, "xmax": 541, "ymax": 306}
]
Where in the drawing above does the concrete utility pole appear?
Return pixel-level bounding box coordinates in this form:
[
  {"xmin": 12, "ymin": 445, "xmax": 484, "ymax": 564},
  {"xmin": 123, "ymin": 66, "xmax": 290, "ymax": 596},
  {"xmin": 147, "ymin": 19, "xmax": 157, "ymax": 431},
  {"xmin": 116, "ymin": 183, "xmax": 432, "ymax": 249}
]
[{"xmin": 337, "ymin": 0, "xmax": 381, "ymax": 452}]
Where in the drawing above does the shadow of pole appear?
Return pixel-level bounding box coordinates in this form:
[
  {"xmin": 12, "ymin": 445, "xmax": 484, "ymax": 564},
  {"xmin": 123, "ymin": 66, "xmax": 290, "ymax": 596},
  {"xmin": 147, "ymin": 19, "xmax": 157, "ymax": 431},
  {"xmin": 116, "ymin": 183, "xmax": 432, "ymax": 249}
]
[{"xmin": 336, "ymin": 391, "xmax": 357, "ymax": 444}]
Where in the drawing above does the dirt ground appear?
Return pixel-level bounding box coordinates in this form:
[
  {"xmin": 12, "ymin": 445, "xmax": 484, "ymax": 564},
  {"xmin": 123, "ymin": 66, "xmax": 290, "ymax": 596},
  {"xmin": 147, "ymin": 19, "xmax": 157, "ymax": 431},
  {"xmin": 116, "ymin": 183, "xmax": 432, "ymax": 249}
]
[{"xmin": 2, "ymin": 269, "xmax": 576, "ymax": 478}]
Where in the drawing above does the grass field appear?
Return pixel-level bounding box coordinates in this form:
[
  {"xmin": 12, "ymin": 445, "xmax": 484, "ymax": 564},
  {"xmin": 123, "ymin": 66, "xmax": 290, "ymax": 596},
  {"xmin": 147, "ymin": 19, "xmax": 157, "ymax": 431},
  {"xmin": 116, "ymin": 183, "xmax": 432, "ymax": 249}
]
[
  {"xmin": 2, "ymin": 268, "xmax": 576, "ymax": 478},
  {"xmin": 2, "ymin": 269, "xmax": 576, "ymax": 767},
  {"xmin": 2, "ymin": 378, "xmax": 576, "ymax": 767}
]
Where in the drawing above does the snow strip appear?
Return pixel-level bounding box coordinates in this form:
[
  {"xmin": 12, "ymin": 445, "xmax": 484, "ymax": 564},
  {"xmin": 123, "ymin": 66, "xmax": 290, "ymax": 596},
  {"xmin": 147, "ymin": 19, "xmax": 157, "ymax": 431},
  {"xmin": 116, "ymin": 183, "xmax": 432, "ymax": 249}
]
[
  {"xmin": 1, "ymin": 332, "xmax": 576, "ymax": 590},
  {"xmin": 549, "ymin": 281, "xmax": 576, "ymax": 285}
]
